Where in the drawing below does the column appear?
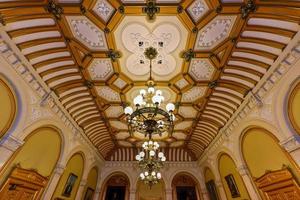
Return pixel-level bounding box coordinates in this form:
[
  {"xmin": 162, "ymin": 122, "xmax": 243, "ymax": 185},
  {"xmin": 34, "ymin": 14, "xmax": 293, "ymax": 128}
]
[
  {"xmin": 42, "ymin": 164, "xmax": 65, "ymax": 199},
  {"xmin": 237, "ymin": 164, "xmax": 261, "ymax": 200},
  {"xmin": 280, "ymin": 135, "xmax": 300, "ymax": 166},
  {"xmin": 0, "ymin": 135, "xmax": 23, "ymax": 168},
  {"xmin": 215, "ymin": 180, "xmax": 227, "ymax": 200},
  {"xmin": 129, "ymin": 189, "xmax": 136, "ymax": 200},
  {"xmin": 75, "ymin": 179, "xmax": 87, "ymax": 200},
  {"xmin": 199, "ymin": 187, "xmax": 210, "ymax": 200},
  {"xmin": 165, "ymin": 188, "xmax": 172, "ymax": 200},
  {"xmin": 93, "ymin": 187, "xmax": 101, "ymax": 200}
]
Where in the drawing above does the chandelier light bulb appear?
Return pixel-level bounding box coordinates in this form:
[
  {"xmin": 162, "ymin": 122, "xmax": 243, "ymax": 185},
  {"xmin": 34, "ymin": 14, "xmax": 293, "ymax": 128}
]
[
  {"xmin": 148, "ymin": 87, "xmax": 155, "ymax": 94},
  {"xmin": 140, "ymin": 151, "xmax": 145, "ymax": 157},
  {"xmin": 124, "ymin": 106, "xmax": 133, "ymax": 115},
  {"xmin": 152, "ymin": 95, "xmax": 161, "ymax": 104},
  {"xmin": 144, "ymin": 171, "xmax": 149, "ymax": 176},
  {"xmin": 149, "ymin": 150, "xmax": 155, "ymax": 157},
  {"xmin": 156, "ymin": 90, "xmax": 162, "ymax": 96},
  {"xmin": 157, "ymin": 172, "xmax": 161, "ymax": 179},
  {"xmin": 151, "ymin": 171, "xmax": 156, "ymax": 176},
  {"xmin": 140, "ymin": 89, "xmax": 146, "ymax": 96},
  {"xmin": 161, "ymin": 156, "xmax": 166, "ymax": 162},
  {"xmin": 166, "ymin": 103, "xmax": 175, "ymax": 112},
  {"xmin": 140, "ymin": 173, "xmax": 145, "ymax": 179},
  {"xmin": 153, "ymin": 141, "xmax": 158, "ymax": 147},
  {"xmin": 149, "ymin": 140, "xmax": 153, "ymax": 145},
  {"xmin": 136, "ymin": 154, "xmax": 141, "ymax": 161},
  {"xmin": 158, "ymin": 152, "xmax": 164, "ymax": 158}
]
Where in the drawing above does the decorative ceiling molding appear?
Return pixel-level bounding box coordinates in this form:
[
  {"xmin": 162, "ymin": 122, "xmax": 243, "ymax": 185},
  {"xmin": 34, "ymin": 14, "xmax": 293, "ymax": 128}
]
[{"xmin": 1, "ymin": 0, "xmax": 300, "ymax": 160}]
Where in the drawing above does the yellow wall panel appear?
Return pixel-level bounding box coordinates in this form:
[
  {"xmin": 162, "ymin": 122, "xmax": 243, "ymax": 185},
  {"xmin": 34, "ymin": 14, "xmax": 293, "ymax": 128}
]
[
  {"xmin": 219, "ymin": 154, "xmax": 250, "ymax": 200},
  {"xmin": 82, "ymin": 167, "xmax": 98, "ymax": 200},
  {"xmin": 52, "ymin": 153, "xmax": 84, "ymax": 200},
  {"xmin": 0, "ymin": 78, "xmax": 16, "ymax": 138},
  {"xmin": 0, "ymin": 127, "xmax": 61, "ymax": 185},
  {"xmin": 289, "ymin": 83, "xmax": 300, "ymax": 134},
  {"xmin": 242, "ymin": 128, "xmax": 300, "ymax": 182}
]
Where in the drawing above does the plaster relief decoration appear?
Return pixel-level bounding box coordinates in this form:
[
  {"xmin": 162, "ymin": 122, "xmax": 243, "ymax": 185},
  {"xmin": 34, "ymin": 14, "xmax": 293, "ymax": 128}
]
[
  {"xmin": 114, "ymin": 16, "xmax": 188, "ymax": 81},
  {"xmin": 181, "ymin": 86, "xmax": 207, "ymax": 103},
  {"xmin": 195, "ymin": 15, "xmax": 237, "ymax": 51},
  {"xmin": 122, "ymin": 23, "xmax": 179, "ymax": 76},
  {"xmin": 113, "ymin": 77, "xmax": 127, "ymax": 89},
  {"xmin": 96, "ymin": 86, "xmax": 121, "ymax": 102},
  {"xmin": 92, "ymin": 0, "xmax": 115, "ymax": 23},
  {"xmin": 104, "ymin": 106, "xmax": 124, "ymax": 118},
  {"xmin": 87, "ymin": 58, "xmax": 114, "ymax": 81},
  {"xmin": 178, "ymin": 106, "xmax": 198, "ymax": 118},
  {"xmin": 175, "ymin": 78, "xmax": 189, "ymax": 89},
  {"xmin": 187, "ymin": 0, "xmax": 209, "ymax": 23},
  {"xmin": 66, "ymin": 16, "xmax": 108, "ymax": 51},
  {"xmin": 188, "ymin": 58, "xmax": 216, "ymax": 81}
]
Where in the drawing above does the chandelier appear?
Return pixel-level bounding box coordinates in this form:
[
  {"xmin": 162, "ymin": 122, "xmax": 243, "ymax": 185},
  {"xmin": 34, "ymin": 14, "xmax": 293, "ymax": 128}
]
[
  {"xmin": 124, "ymin": 47, "xmax": 176, "ymax": 139},
  {"xmin": 136, "ymin": 140, "xmax": 166, "ymax": 187}
]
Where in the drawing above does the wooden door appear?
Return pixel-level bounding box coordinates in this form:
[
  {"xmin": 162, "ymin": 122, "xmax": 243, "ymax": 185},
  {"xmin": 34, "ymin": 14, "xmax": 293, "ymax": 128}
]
[
  {"xmin": 255, "ymin": 168, "xmax": 300, "ymax": 200},
  {"xmin": 0, "ymin": 167, "xmax": 48, "ymax": 200}
]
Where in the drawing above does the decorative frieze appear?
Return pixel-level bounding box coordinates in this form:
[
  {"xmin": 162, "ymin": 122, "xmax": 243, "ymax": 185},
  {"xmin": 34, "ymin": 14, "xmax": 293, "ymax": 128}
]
[{"xmin": 280, "ymin": 135, "xmax": 300, "ymax": 153}]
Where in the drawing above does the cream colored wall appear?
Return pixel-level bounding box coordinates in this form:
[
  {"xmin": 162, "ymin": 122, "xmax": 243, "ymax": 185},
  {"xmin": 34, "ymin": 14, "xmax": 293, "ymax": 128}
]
[
  {"xmin": 218, "ymin": 154, "xmax": 250, "ymax": 200},
  {"xmin": 52, "ymin": 153, "xmax": 84, "ymax": 200}
]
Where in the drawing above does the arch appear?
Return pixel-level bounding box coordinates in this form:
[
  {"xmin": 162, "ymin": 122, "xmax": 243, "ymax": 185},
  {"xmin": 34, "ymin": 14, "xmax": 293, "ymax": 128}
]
[
  {"xmin": 52, "ymin": 152, "xmax": 85, "ymax": 200},
  {"xmin": 204, "ymin": 167, "xmax": 220, "ymax": 200},
  {"xmin": 171, "ymin": 172, "xmax": 201, "ymax": 200},
  {"xmin": 136, "ymin": 178, "xmax": 166, "ymax": 200},
  {"xmin": 217, "ymin": 152, "xmax": 250, "ymax": 200},
  {"xmin": 287, "ymin": 80, "xmax": 300, "ymax": 135},
  {"xmin": 0, "ymin": 126, "xmax": 62, "ymax": 191},
  {"xmin": 240, "ymin": 127, "xmax": 300, "ymax": 184},
  {"xmin": 100, "ymin": 172, "xmax": 130, "ymax": 200},
  {"xmin": 0, "ymin": 74, "xmax": 17, "ymax": 139}
]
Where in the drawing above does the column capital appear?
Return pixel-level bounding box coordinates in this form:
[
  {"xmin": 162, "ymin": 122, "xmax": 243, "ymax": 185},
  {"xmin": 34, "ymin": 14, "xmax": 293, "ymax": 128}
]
[
  {"xmin": 80, "ymin": 179, "xmax": 87, "ymax": 187},
  {"xmin": 215, "ymin": 180, "xmax": 224, "ymax": 188},
  {"xmin": 237, "ymin": 164, "xmax": 249, "ymax": 176},
  {"xmin": 280, "ymin": 135, "xmax": 300, "ymax": 153},
  {"xmin": 0, "ymin": 135, "xmax": 24, "ymax": 151},
  {"xmin": 54, "ymin": 164, "xmax": 65, "ymax": 175}
]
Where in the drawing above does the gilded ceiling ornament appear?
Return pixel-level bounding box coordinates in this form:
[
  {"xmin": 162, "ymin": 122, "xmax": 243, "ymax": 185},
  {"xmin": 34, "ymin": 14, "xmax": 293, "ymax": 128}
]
[
  {"xmin": 142, "ymin": 0, "xmax": 160, "ymax": 21},
  {"xmin": 45, "ymin": 1, "xmax": 63, "ymax": 20},
  {"xmin": 181, "ymin": 49, "xmax": 195, "ymax": 62},
  {"xmin": 241, "ymin": 0, "xmax": 256, "ymax": 19},
  {"xmin": 107, "ymin": 49, "xmax": 121, "ymax": 62}
]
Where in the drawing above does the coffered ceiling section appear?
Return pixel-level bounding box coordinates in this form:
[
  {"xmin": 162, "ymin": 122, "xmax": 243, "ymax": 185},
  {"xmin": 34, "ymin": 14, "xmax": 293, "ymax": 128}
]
[{"xmin": 1, "ymin": 0, "xmax": 300, "ymax": 159}]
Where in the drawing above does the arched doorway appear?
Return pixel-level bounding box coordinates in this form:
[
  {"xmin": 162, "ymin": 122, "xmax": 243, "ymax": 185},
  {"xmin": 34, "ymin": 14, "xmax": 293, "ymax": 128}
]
[
  {"xmin": 136, "ymin": 178, "xmax": 165, "ymax": 200},
  {"xmin": 0, "ymin": 127, "xmax": 62, "ymax": 199},
  {"xmin": 241, "ymin": 127, "xmax": 300, "ymax": 199},
  {"xmin": 101, "ymin": 172, "xmax": 130, "ymax": 200},
  {"xmin": 172, "ymin": 172, "xmax": 200, "ymax": 200}
]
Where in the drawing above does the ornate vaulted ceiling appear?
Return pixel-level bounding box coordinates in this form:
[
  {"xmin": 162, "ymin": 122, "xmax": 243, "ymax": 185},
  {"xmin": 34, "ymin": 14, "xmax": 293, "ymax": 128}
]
[{"xmin": 1, "ymin": 0, "xmax": 299, "ymax": 160}]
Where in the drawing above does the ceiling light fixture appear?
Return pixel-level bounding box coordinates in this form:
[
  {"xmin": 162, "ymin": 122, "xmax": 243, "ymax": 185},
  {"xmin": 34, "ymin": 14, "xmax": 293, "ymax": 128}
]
[
  {"xmin": 136, "ymin": 140, "xmax": 165, "ymax": 188},
  {"xmin": 124, "ymin": 47, "xmax": 176, "ymax": 139}
]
